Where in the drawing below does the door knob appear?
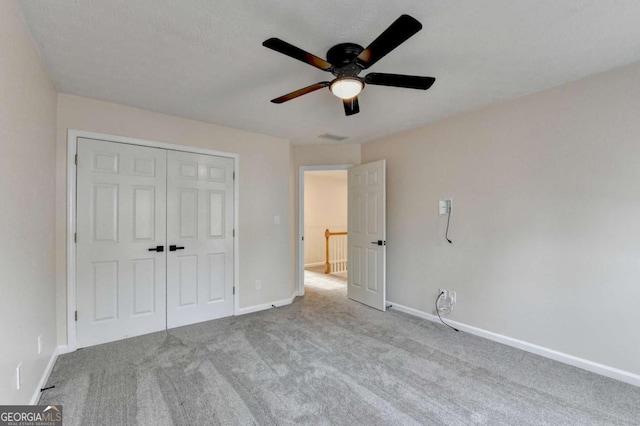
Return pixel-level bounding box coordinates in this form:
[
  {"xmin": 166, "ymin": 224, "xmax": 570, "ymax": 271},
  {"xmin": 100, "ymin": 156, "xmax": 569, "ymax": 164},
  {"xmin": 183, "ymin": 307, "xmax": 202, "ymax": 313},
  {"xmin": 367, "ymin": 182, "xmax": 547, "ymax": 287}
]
[
  {"xmin": 148, "ymin": 245, "xmax": 164, "ymax": 252},
  {"xmin": 370, "ymin": 240, "xmax": 386, "ymax": 246},
  {"xmin": 169, "ymin": 245, "xmax": 185, "ymax": 251}
]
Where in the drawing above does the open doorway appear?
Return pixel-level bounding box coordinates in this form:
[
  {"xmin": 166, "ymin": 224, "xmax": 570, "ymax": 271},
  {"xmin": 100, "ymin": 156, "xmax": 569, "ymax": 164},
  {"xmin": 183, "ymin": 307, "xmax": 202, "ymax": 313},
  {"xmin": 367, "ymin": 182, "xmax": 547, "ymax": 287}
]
[{"xmin": 298, "ymin": 165, "xmax": 351, "ymax": 296}]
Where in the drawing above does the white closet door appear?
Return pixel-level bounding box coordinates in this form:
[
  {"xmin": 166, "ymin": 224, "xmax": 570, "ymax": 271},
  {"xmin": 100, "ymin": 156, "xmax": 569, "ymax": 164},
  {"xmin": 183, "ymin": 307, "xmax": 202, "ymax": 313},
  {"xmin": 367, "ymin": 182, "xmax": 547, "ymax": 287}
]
[
  {"xmin": 76, "ymin": 138, "xmax": 167, "ymax": 348},
  {"xmin": 166, "ymin": 151, "xmax": 234, "ymax": 328},
  {"xmin": 348, "ymin": 160, "xmax": 386, "ymax": 311}
]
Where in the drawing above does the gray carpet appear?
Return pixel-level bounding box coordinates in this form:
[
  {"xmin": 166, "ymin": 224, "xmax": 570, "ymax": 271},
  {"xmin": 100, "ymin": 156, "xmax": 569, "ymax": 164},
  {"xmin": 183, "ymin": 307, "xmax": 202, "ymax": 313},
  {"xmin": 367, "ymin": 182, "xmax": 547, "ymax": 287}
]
[{"xmin": 40, "ymin": 270, "xmax": 640, "ymax": 425}]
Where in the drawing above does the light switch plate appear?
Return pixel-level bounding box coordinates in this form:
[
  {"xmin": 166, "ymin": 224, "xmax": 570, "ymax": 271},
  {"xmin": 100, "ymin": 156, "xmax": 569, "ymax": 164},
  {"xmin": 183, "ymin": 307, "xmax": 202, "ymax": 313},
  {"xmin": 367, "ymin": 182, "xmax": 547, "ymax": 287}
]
[{"xmin": 439, "ymin": 199, "xmax": 452, "ymax": 215}]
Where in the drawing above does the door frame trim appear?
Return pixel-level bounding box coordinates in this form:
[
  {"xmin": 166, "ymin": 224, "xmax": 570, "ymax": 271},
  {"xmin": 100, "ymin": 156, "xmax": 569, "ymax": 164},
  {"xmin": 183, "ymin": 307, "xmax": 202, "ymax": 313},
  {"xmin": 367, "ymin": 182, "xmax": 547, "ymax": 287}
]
[
  {"xmin": 66, "ymin": 129, "xmax": 240, "ymax": 351},
  {"xmin": 297, "ymin": 164, "xmax": 352, "ymax": 297}
]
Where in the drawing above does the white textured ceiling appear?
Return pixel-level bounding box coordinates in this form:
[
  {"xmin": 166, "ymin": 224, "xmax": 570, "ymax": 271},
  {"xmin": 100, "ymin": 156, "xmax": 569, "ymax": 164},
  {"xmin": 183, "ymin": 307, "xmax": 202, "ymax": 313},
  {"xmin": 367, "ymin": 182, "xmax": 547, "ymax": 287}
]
[{"xmin": 18, "ymin": 0, "xmax": 640, "ymax": 145}]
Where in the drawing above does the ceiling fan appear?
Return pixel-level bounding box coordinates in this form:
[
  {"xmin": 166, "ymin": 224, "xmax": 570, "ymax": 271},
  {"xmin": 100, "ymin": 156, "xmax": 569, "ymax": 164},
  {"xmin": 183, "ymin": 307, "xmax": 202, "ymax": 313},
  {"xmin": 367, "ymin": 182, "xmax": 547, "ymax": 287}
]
[{"xmin": 262, "ymin": 14, "xmax": 435, "ymax": 116}]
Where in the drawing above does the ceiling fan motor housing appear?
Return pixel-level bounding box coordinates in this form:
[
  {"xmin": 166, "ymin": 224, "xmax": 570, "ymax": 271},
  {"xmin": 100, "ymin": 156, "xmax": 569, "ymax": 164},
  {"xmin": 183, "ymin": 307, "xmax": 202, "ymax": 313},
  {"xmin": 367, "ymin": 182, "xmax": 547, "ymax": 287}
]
[
  {"xmin": 327, "ymin": 43, "xmax": 364, "ymax": 66},
  {"xmin": 327, "ymin": 43, "xmax": 365, "ymax": 80}
]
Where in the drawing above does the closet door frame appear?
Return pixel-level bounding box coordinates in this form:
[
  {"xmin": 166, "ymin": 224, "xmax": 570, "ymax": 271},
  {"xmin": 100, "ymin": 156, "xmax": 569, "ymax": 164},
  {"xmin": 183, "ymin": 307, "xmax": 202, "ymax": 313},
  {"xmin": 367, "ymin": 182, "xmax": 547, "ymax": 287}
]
[{"xmin": 66, "ymin": 129, "xmax": 239, "ymax": 352}]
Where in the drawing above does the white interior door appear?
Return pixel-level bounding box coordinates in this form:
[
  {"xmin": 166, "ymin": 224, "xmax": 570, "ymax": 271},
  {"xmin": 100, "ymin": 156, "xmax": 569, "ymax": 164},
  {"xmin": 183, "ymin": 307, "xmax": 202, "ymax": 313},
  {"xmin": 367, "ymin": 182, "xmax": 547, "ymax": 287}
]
[
  {"xmin": 76, "ymin": 138, "xmax": 167, "ymax": 347},
  {"xmin": 347, "ymin": 160, "xmax": 386, "ymax": 311},
  {"xmin": 166, "ymin": 151, "xmax": 235, "ymax": 328}
]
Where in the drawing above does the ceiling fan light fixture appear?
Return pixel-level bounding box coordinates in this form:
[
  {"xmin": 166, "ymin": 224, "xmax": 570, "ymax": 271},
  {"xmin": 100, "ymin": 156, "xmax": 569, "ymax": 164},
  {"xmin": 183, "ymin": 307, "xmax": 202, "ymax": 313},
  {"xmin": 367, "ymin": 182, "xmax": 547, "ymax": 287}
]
[
  {"xmin": 330, "ymin": 78, "xmax": 363, "ymax": 100},
  {"xmin": 263, "ymin": 15, "xmax": 433, "ymax": 116}
]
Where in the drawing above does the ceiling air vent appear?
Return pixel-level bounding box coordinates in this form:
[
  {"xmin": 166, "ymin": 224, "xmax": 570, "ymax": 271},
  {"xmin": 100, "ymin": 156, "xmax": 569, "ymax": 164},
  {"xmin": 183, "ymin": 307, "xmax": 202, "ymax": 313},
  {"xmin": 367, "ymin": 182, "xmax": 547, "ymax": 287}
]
[{"xmin": 318, "ymin": 133, "xmax": 348, "ymax": 141}]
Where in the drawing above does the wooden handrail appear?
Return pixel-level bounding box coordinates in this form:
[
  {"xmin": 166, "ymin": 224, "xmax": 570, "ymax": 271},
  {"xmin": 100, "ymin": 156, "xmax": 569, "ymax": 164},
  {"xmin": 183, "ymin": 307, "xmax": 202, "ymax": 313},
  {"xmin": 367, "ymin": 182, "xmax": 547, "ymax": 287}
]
[{"xmin": 325, "ymin": 228, "xmax": 348, "ymax": 274}]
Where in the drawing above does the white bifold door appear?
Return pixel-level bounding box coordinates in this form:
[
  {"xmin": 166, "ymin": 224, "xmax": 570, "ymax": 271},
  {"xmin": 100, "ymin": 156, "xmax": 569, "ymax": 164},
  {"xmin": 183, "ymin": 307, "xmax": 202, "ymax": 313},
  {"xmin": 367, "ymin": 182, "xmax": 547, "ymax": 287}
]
[
  {"xmin": 347, "ymin": 160, "xmax": 386, "ymax": 311},
  {"xmin": 76, "ymin": 138, "xmax": 234, "ymax": 348},
  {"xmin": 77, "ymin": 140, "xmax": 168, "ymax": 347},
  {"xmin": 166, "ymin": 151, "xmax": 234, "ymax": 328}
]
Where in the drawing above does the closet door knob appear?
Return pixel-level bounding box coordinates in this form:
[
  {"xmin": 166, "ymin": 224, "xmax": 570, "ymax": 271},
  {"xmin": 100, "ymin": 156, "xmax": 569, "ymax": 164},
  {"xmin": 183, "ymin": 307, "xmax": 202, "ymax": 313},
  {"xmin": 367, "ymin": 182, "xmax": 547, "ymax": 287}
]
[
  {"xmin": 148, "ymin": 245, "xmax": 164, "ymax": 252},
  {"xmin": 169, "ymin": 245, "xmax": 185, "ymax": 251}
]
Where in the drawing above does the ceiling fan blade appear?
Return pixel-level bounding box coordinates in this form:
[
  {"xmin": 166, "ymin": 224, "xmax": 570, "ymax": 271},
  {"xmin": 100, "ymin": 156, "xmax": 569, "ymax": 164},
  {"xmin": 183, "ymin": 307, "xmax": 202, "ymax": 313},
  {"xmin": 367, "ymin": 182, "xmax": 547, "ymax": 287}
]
[
  {"xmin": 343, "ymin": 96, "xmax": 360, "ymax": 116},
  {"xmin": 356, "ymin": 15, "xmax": 422, "ymax": 69},
  {"xmin": 271, "ymin": 82, "xmax": 330, "ymax": 104},
  {"xmin": 365, "ymin": 73, "xmax": 435, "ymax": 90},
  {"xmin": 263, "ymin": 38, "xmax": 333, "ymax": 71}
]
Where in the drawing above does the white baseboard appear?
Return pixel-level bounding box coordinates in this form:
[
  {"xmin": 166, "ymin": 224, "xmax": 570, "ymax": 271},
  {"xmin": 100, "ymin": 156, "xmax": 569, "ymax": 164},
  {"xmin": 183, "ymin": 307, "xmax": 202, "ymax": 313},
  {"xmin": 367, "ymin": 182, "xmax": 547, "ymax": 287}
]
[
  {"xmin": 304, "ymin": 262, "xmax": 325, "ymax": 268},
  {"xmin": 387, "ymin": 301, "xmax": 640, "ymax": 388},
  {"xmin": 237, "ymin": 292, "xmax": 298, "ymax": 316},
  {"xmin": 30, "ymin": 345, "xmax": 67, "ymax": 405}
]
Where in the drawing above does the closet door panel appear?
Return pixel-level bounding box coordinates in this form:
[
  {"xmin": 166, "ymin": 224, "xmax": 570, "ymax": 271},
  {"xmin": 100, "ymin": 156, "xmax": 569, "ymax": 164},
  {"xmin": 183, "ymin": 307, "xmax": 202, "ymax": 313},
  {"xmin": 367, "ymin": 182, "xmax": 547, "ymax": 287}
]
[
  {"xmin": 166, "ymin": 151, "xmax": 234, "ymax": 328},
  {"xmin": 76, "ymin": 139, "xmax": 167, "ymax": 348}
]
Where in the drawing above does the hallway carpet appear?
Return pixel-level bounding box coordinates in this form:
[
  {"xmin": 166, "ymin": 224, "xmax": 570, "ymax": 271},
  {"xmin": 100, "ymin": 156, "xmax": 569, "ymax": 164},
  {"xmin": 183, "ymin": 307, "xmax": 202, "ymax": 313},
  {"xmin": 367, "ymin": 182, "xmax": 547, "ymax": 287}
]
[{"xmin": 41, "ymin": 275, "xmax": 640, "ymax": 425}]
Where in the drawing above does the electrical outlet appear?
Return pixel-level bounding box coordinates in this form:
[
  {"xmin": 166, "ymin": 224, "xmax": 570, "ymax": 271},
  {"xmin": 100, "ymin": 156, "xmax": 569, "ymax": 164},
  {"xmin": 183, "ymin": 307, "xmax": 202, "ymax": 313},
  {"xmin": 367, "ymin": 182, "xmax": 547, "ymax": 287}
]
[
  {"xmin": 16, "ymin": 363, "xmax": 22, "ymax": 390},
  {"xmin": 255, "ymin": 280, "xmax": 262, "ymax": 290},
  {"xmin": 38, "ymin": 335, "xmax": 42, "ymax": 355},
  {"xmin": 273, "ymin": 215, "xmax": 280, "ymax": 225},
  {"xmin": 439, "ymin": 288, "xmax": 456, "ymax": 304}
]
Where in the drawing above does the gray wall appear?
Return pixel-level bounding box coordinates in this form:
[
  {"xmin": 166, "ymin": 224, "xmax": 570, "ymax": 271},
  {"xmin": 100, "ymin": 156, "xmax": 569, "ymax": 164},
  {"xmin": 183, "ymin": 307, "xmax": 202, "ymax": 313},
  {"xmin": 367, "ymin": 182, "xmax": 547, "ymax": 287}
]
[
  {"xmin": 0, "ymin": 0, "xmax": 58, "ymax": 404},
  {"xmin": 362, "ymin": 61, "xmax": 640, "ymax": 375}
]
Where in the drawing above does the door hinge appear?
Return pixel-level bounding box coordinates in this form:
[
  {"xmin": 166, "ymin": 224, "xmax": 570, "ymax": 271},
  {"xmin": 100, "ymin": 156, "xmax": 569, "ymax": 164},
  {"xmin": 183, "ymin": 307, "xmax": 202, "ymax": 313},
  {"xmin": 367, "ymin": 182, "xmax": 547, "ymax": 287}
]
[
  {"xmin": 74, "ymin": 232, "xmax": 77, "ymax": 243},
  {"xmin": 74, "ymin": 154, "xmax": 78, "ymax": 165},
  {"xmin": 233, "ymin": 229, "xmax": 235, "ymax": 237},
  {"xmin": 75, "ymin": 311, "xmax": 78, "ymax": 321},
  {"xmin": 233, "ymin": 286, "xmax": 235, "ymax": 295},
  {"xmin": 233, "ymin": 171, "xmax": 235, "ymax": 180}
]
